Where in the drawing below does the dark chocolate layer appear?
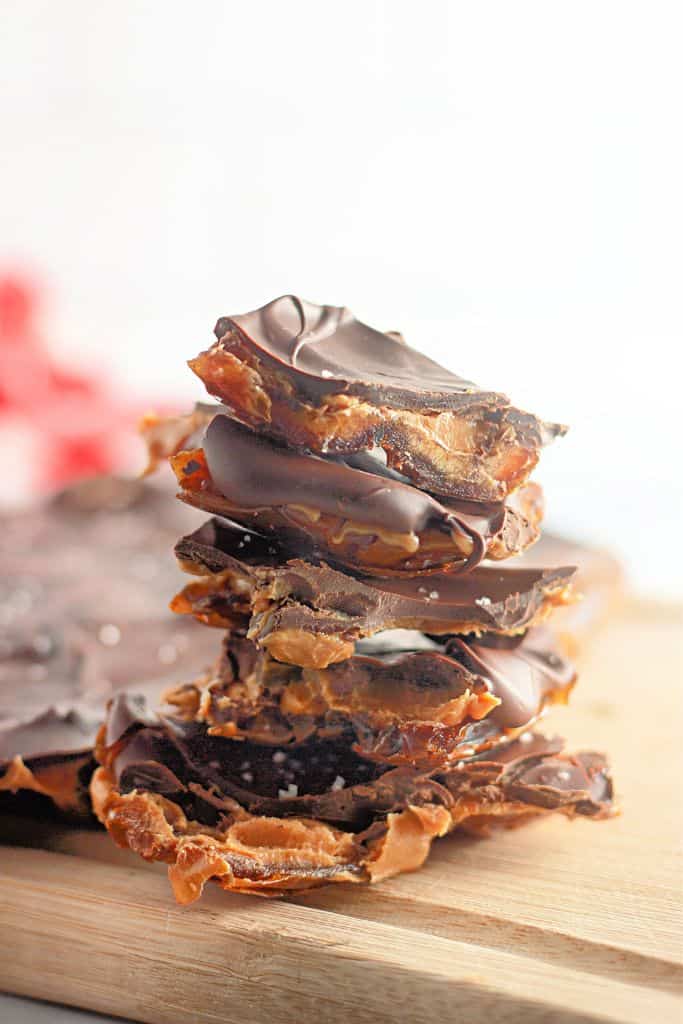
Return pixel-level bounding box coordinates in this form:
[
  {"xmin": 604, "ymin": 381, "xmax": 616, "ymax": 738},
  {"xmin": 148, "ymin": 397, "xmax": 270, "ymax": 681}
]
[
  {"xmin": 213, "ymin": 296, "xmax": 502, "ymax": 410},
  {"xmin": 0, "ymin": 476, "xmax": 220, "ymax": 812},
  {"xmin": 204, "ymin": 414, "xmax": 479, "ymax": 545},
  {"xmin": 103, "ymin": 693, "xmax": 612, "ymax": 831},
  {"xmin": 172, "ymin": 415, "xmax": 542, "ymax": 575},
  {"xmin": 173, "ymin": 518, "xmax": 575, "ymax": 666}
]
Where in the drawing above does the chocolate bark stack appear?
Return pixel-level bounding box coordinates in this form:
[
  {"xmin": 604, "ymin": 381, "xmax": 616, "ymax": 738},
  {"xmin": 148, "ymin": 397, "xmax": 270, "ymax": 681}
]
[{"xmin": 92, "ymin": 296, "xmax": 614, "ymax": 903}]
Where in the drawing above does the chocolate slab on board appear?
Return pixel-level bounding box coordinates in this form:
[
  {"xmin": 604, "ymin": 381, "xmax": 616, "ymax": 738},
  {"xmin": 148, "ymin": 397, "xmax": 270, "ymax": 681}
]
[
  {"xmin": 163, "ymin": 627, "xmax": 575, "ymax": 767},
  {"xmin": 173, "ymin": 518, "xmax": 576, "ymax": 667},
  {"xmin": 188, "ymin": 295, "xmax": 566, "ymax": 501},
  {"xmin": 171, "ymin": 414, "xmax": 543, "ymax": 575},
  {"xmin": 92, "ymin": 699, "xmax": 614, "ymax": 901},
  {"xmin": 0, "ymin": 476, "xmax": 220, "ymax": 816}
]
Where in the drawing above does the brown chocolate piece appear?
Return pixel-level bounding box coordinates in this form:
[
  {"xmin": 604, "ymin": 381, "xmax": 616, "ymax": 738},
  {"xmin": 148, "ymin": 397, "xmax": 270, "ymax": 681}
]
[
  {"xmin": 164, "ymin": 629, "xmax": 575, "ymax": 768},
  {"xmin": 173, "ymin": 518, "xmax": 575, "ymax": 667},
  {"xmin": 92, "ymin": 705, "xmax": 614, "ymax": 901},
  {"xmin": 514, "ymin": 531, "xmax": 623, "ymax": 654},
  {"xmin": 0, "ymin": 476, "xmax": 220, "ymax": 816},
  {"xmin": 170, "ymin": 414, "xmax": 543, "ymax": 575},
  {"xmin": 188, "ymin": 296, "xmax": 566, "ymax": 501}
]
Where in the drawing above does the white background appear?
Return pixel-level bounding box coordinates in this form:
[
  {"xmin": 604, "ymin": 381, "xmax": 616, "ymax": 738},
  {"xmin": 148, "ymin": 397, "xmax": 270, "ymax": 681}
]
[
  {"xmin": 0, "ymin": 9, "xmax": 680, "ymax": 1022},
  {"xmin": 2, "ymin": 1, "xmax": 682, "ymax": 600}
]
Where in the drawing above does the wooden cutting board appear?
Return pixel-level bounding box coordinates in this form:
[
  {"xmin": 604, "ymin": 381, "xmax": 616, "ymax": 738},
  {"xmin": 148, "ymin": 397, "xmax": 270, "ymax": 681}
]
[{"xmin": 1, "ymin": 599, "xmax": 681, "ymax": 1024}]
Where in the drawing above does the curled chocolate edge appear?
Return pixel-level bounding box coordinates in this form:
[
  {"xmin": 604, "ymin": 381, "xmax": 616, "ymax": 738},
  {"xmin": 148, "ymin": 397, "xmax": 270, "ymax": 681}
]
[
  {"xmin": 188, "ymin": 296, "xmax": 566, "ymax": 501},
  {"xmin": 170, "ymin": 414, "xmax": 543, "ymax": 576}
]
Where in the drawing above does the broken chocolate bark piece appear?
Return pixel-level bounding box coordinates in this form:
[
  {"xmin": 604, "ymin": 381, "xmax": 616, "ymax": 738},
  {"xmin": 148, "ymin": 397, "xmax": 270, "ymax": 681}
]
[
  {"xmin": 92, "ymin": 702, "xmax": 614, "ymax": 902},
  {"xmin": 163, "ymin": 628, "xmax": 575, "ymax": 768},
  {"xmin": 170, "ymin": 414, "xmax": 543, "ymax": 575},
  {"xmin": 0, "ymin": 476, "xmax": 221, "ymax": 816},
  {"xmin": 140, "ymin": 404, "xmax": 218, "ymax": 477},
  {"xmin": 513, "ymin": 531, "xmax": 624, "ymax": 654},
  {"xmin": 172, "ymin": 518, "xmax": 575, "ymax": 667},
  {"xmin": 188, "ymin": 296, "xmax": 566, "ymax": 501}
]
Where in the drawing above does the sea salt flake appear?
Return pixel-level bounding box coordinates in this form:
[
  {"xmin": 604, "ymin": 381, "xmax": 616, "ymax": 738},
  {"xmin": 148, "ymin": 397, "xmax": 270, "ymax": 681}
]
[
  {"xmin": 331, "ymin": 775, "xmax": 346, "ymax": 791},
  {"xmin": 98, "ymin": 624, "xmax": 121, "ymax": 647},
  {"xmin": 241, "ymin": 771, "xmax": 254, "ymax": 783},
  {"xmin": 272, "ymin": 750, "xmax": 287, "ymax": 764},
  {"xmin": 32, "ymin": 633, "xmax": 54, "ymax": 657}
]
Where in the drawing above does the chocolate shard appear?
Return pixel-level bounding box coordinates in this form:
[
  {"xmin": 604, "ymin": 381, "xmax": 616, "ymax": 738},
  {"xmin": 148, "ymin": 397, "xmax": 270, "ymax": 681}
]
[
  {"xmin": 163, "ymin": 628, "xmax": 575, "ymax": 768},
  {"xmin": 169, "ymin": 414, "xmax": 543, "ymax": 576},
  {"xmin": 188, "ymin": 295, "xmax": 566, "ymax": 501},
  {"xmin": 92, "ymin": 700, "xmax": 615, "ymax": 902},
  {"xmin": 0, "ymin": 476, "xmax": 221, "ymax": 816},
  {"xmin": 173, "ymin": 518, "xmax": 576, "ymax": 668},
  {"xmin": 512, "ymin": 531, "xmax": 624, "ymax": 654}
]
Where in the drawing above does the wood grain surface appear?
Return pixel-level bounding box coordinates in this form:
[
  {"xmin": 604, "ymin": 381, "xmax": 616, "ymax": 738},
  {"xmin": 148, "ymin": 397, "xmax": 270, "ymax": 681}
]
[{"xmin": 1, "ymin": 600, "xmax": 682, "ymax": 1024}]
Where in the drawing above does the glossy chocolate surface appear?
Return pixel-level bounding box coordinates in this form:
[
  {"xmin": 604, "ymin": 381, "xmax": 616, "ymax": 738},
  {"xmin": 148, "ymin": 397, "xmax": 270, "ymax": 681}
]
[
  {"xmin": 214, "ymin": 295, "xmax": 497, "ymax": 409},
  {"xmin": 203, "ymin": 414, "xmax": 480, "ymax": 543}
]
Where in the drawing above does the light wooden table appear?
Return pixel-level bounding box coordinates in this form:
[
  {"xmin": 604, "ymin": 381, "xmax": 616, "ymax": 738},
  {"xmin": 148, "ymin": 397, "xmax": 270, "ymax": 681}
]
[{"xmin": 1, "ymin": 601, "xmax": 681, "ymax": 1024}]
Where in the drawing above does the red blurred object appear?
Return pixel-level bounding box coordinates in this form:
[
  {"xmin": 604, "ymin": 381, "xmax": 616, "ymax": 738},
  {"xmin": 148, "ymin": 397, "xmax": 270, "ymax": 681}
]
[
  {"xmin": 0, "ymin": 276, "xmax": 35, "ymax": 337},
  {"xmin": 0, "ymin": 273, "xmax": 165, "ymax": 494}
]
